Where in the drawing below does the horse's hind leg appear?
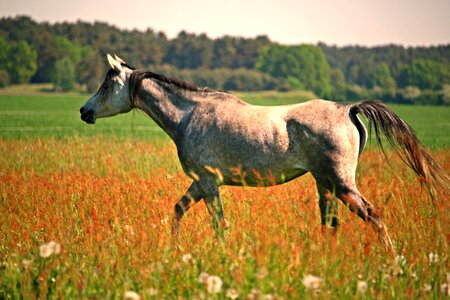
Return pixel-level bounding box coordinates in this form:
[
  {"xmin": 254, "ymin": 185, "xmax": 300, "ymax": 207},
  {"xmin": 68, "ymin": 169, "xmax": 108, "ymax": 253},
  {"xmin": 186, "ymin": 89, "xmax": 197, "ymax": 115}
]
[
  {"xmin": 337, "ymin": 188, "xmax": 394, "ymax": 253},
  {"xmin": 313, "ymin": 172, "xmax": 394, "ymax": 252},
  {"xmin": 317, "ymin": 183, "xmax": 339, "ymax": 231}
]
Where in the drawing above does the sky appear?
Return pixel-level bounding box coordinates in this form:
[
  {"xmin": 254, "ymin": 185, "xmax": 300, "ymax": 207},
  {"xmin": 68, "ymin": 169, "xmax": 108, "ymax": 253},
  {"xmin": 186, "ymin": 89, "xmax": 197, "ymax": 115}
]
[{"xmin": 1, "ymin": 0, "xmax": 449, "ymax": 46}]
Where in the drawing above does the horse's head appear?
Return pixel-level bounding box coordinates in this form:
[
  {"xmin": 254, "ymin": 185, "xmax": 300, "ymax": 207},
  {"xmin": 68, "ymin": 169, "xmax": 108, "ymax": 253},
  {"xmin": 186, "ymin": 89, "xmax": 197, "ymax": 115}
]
[{"xmin": 80, "ymin": 54, "xmax": 134, "ymax": 124}]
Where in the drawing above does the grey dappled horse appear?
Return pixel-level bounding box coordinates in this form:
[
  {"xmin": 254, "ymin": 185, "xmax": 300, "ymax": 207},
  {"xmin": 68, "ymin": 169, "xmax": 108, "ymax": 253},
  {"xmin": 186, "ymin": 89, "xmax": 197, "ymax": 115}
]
[{"xmin": 80, "ymin": 54, "xmax": 449, "ymax": 250}]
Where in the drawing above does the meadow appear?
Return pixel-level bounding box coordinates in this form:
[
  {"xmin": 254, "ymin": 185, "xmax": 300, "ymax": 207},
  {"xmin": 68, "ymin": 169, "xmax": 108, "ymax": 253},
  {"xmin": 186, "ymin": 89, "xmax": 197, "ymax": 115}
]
[{"xmin": 0, "ymin": 92, "xmax": 449, "ymax": 299}]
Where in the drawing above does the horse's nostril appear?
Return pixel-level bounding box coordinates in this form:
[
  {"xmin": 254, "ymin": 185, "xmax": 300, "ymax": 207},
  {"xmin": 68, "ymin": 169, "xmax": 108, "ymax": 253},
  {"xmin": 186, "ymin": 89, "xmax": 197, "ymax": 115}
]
[{"xmin": 80, "ymin": 108, "xmax": 96, "ymax": 124}]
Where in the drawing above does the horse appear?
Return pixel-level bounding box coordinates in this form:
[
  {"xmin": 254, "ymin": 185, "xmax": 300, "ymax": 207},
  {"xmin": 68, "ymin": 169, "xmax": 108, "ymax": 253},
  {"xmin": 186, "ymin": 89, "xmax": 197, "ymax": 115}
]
[{"xmin": 80, "ymin": 54, "xmax": 449, "ymax": 251}]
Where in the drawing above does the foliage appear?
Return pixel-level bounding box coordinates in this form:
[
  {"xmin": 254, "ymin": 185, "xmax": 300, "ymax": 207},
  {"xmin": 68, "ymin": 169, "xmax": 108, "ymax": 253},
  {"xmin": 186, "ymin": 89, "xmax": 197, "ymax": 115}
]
[
  {"xmin": 367, "ymin": 63, "xmax": 396, "ymax": 90},
  {"xmin": 0, "ymin": 16, "xmax": 449, "ymax": 104},
  {"xmin": 256, "ymin": 44, "xmax": 331, "ymax": 97},
  {"xmin": 0, "ymin": 70, "xmax": 9, "ymax": 87},
  {"xmin": 442, "ymin": 84, "xmax": 450, "ymax": 105},
  {"xmin": 50, "ymin": 58, "xmax": 76, "ymax": 91},
  {"xmin": 0, "ymin": 37, "xmax": 37, "ymax": 83},
  {"xmin": 398, "ymin": 59, "xmax": 450, "ymax": 90},
  {"xmin": 164, "ymin": 31, "xmax": 213, "ymax": 69},
  {"xmin": 329, "ymin": 68, "xmax": 346, "ymax": 101}
]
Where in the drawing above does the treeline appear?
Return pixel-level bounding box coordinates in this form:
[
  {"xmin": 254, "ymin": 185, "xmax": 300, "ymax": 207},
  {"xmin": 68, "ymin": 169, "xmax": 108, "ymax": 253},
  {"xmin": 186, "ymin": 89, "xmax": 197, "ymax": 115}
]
[{"xmin": 0, "ymin": 16, "xmax": 449, "ymax": 105}]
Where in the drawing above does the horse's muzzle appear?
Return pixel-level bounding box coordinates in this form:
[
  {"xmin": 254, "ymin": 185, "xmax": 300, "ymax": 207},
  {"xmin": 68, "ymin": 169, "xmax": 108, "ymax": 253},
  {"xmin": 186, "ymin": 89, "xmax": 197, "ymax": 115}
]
[{"xmin": 80, "ymin": 107, "xmax": 96, "ymax": 124}]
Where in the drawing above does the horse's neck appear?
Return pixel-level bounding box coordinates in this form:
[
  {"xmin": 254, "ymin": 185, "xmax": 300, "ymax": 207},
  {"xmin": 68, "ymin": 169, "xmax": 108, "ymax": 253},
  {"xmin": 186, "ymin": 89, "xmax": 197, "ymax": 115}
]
[{"xmin": 135, "ymin": 79, "xmax": 198, "ymax": 140}]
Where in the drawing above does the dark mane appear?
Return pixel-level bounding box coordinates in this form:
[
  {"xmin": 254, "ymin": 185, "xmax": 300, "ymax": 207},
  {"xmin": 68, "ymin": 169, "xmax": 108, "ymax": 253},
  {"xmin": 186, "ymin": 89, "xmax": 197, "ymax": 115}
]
[{"xmin": 129, "ymin": 70, "xmax": 215, "ymax": 101}]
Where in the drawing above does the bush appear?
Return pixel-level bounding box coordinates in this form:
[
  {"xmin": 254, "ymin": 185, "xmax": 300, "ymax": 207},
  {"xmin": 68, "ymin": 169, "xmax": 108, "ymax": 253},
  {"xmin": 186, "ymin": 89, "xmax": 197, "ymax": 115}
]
[
  {"xmin": 412, "ymin": 90, "xmax": 443, "ymax": 105},
  {"xmin": 345, "ymin": 84, "xmax": 369, "ymax": 101},
  {"xmin": 0, "ymin": 69, "xmax": 10, "ymax": 88},
  {"xmin": 7, "ymin": 41, "xmax": 37, "ymax": 84},
  {"xmin": 51, "ymin": 58, "xmax": 76, "ymax": 92},
  {"xmin": 442, "ymin": 85, "xmax": 450, "ymax": 106}
]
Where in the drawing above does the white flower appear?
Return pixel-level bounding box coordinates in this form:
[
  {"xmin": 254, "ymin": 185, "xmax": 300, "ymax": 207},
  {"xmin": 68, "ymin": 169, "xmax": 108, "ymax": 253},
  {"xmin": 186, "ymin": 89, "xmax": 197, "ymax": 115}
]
[
  {"xmin": 22, "ymin": 259, "xmax": 32, "ymax": 269},
  {"xmin": 124, "ymin": 225, "xmax": 135, "ymax": 236},
  {"xmin": 357, "ymin": 281, "xmax": 368, "ymax": 293},
  {"xmin": 47, "ymin": 241, "xmax": 61, "ymax": 255},
  {"xmin": 182, "ymin": 253, "xmax": 193, "ymax": 264},
  {"xmin": 441, "ymin": 273, "xmax": 450, "ymax": 296},
  {"xmin": 39, "ymin": 241, "xmax": 61, "ymax": 258},
  {"xmin": 226, "ymin": 288, "xmax": 239, "ymax": 299},
  {"xmin": 428, "ymin": 252, "xmax": 439, "ymax": 264},
  {"xmin": 39, "ymin": 244, "xmax": 52, "ymax": 258},
  {"xmin": 395, "ymin": 255, "xmax": 407, "ymax": 267},
  {"xmin": 422, "ymin": 284, "xmax": 432, "ymax": 292},
  {"xmin": 206, "ymin": 275, "xmax": 223, "ymax": 294},
  {"xmin": 124, "ymin": 290, "xmax": 141, "ymax": 300},
  {"xmin": 146, "ymin": 288, "xmax": 158, "ymax": 296},
  {"xmin": 302, "ymin": 274, "xmax": 323, "ymax": 289},
  {"xmin": 257, "ymin": 266, "xmax": 268, "ymax": 279},
  {"xmin": 441, "ymin": 283, "xmax": 449, "ymax": 296},
  {"xmin": 247, "ymin": 289, "xmax": 261, "ymax": 300},
  {"xmin": 198, "ymin": 272, "xmax": 209, "ymax": 283}
]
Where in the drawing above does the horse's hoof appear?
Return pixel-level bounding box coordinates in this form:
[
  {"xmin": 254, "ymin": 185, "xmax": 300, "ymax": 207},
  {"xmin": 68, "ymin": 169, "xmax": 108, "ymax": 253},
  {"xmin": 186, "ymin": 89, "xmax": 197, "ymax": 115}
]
[{"xmin": 221, "ymin": 219, "xmax": 229, "ymax": 229}]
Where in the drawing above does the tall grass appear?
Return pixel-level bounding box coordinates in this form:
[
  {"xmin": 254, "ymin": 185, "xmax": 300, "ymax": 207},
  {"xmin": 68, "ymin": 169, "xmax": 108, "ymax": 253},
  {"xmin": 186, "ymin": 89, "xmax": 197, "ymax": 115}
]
[{"xmin": 1, "ymin": 138, "xmax": 448, "ymax": 299}]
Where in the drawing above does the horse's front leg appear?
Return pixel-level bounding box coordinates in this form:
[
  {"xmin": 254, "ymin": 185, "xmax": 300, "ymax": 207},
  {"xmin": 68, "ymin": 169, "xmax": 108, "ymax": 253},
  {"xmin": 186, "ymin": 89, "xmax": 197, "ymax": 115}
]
[
  {"xmin": 172, "ymin": 181, "xmax": 203, "ymax": 238},
  {"xmin": 200, "ymin": 177, "xmax": 228, "ymax": 236}
]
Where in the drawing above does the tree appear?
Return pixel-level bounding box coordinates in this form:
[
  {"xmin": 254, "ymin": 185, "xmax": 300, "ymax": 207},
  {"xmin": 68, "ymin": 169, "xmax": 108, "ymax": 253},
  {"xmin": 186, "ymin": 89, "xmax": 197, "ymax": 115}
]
[
  {"xmin": 212, "ymin": 36, "xmax": 237, "ymax": 68},
  {"xmin": 398, "ymin": 59, "xmax": 450, "ymax": 90},
  {"xmin": 77, "ymin": 52, "xmax": 105, "ymax": 93},
  {"xmin": 7, "ymin": 41, "xmax": 37, "ymax": 84},
  {"xmin": 164, "ymin": 31, "xmax": 213, "ymax": 69},
  {"xmin": 442, "ymin": 84, "xmax": 450, "ymax": 105},
  {"xmin": 0, "ymin": 37, "xmax": 10, "ymax": 87},
  {"xmin": 329, "ymin": 68, "xmax": 346, "ymax": 100},
  {"xmin": 51, "ymin": 58, "xmax": 76, "ymax": 91},
  {"xmin": 367, "ymin": 63, "xmax": 394, "ymax": 89},
  {"xmin": 256, "ymin": 44, "xmax": 331, "ymax": 97}
]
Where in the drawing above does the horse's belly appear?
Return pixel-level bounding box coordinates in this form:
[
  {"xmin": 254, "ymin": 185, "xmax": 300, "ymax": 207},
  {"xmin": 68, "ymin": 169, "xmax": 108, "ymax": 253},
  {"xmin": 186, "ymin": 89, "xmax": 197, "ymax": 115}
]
[
  {"xmin": 217, "ymin": 156, "xmax": 308, "ymax": 186},
  {"xmin": 221, "ymin": 167, "xmax": 308, "ymax": 186}
]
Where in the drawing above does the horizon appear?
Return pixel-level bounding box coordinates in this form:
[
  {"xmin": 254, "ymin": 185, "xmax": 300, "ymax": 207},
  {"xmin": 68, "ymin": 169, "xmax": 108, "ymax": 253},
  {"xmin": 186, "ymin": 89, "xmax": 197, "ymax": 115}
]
[{"xmin": 1, "ymin": 0, "xmax": 449, "ymax": 47}]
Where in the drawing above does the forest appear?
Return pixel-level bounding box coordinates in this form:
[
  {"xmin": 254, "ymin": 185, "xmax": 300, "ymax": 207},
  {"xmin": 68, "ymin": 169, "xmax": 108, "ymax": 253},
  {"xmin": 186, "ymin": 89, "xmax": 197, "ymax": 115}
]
[{"xmin": 0, "ymin": 15, "xmax": 449, "ymax": 105}]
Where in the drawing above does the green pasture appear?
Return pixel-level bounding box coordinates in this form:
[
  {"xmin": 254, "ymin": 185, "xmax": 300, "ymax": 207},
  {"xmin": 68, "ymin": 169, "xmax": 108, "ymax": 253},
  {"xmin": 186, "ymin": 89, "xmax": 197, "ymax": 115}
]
[{"xmin": 0, "ymin": 92, "xmax": 449, "ymax": 148}]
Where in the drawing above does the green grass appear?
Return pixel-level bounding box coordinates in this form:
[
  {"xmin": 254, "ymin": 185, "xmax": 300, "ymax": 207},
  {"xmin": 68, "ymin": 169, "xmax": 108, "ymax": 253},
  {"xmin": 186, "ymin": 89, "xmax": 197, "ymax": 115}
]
[
  {"xmin": 0, "ymin": 94, "xmax": 164, "ymax": 140},
  {"xmin": 0, "ymin": 92, "xmax": 449, "ymax": 148}
]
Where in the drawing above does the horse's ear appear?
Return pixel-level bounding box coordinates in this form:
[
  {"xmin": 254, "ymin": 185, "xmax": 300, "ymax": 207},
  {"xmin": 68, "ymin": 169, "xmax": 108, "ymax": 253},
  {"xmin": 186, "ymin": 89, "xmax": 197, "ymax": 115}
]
[
  {"xmin": 107, "ymin": 53, "xmax": 122, "ymax": 72},
  {"xmin": 114, "ymin": 54, "xmax": 126, "ymax": 65}
]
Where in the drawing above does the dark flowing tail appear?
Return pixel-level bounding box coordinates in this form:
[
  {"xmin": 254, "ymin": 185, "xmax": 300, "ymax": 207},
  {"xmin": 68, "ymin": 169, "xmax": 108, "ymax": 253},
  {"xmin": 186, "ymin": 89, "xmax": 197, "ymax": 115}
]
[{"xmin": 350, "ymin": 100, "xmax": 449, "ymax": 196}]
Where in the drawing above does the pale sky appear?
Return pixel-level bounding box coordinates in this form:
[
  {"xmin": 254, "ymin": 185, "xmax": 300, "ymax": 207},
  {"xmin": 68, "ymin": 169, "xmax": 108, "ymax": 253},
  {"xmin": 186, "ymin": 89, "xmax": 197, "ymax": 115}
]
[{"xmin": 1, "ymin": 0, "xmax": 449, "ymax": 46}]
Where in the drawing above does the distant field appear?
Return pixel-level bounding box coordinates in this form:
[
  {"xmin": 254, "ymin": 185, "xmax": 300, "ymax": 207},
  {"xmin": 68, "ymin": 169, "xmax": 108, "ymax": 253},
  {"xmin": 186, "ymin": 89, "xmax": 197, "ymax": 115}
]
[{"xmin": 0, "ymin": 93, "xmax": 449, "ymax": 148}]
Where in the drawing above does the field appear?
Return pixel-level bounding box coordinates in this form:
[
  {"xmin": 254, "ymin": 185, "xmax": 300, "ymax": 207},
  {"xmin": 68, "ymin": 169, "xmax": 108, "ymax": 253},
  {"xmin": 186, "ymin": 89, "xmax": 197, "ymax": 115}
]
[{"xmin": 0, "ymin": 92, "xmax": 449, "ymax": 299}]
